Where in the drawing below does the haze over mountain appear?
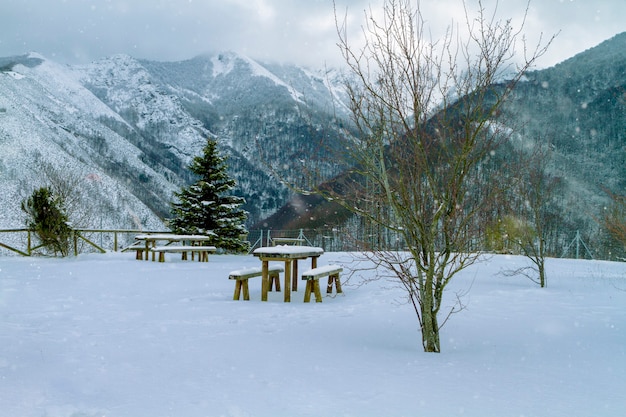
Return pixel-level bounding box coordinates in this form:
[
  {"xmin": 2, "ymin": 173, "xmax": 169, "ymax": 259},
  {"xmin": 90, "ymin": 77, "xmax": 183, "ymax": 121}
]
[{"xmin": 1, "ymin": 33, "xmax": 624, "ymax": 257}]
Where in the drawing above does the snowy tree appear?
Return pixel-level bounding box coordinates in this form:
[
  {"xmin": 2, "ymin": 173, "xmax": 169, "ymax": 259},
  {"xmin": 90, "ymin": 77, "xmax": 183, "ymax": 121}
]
[
  {"xmin": 21, "ymin": 186, "xmax": 72, "ymax": 257},
  {"xmin": 170, "ymin": 138, "xmax": 249, "ymax": 252},
  {"xmin": 329, "ymin": 0, "xmax": 553, "ymax": 352}
]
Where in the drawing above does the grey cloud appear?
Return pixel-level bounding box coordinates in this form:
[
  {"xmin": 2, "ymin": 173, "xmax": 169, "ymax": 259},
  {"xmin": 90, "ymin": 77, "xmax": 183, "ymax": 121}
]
[{"xmin": 0, "ymin": 0, "xmax": 624, "ymax": 68}]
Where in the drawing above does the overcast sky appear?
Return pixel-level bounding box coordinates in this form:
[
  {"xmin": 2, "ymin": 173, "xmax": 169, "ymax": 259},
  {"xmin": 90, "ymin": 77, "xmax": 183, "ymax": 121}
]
[{"xmin": 1, "ymin": 0, "xmax": 624, "ymax": 69}]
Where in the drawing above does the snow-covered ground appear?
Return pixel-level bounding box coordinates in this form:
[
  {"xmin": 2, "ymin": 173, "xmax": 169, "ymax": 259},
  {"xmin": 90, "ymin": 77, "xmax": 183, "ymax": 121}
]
[{"xmin": 1, "ymin": 251, "xmax": 624, "ymax": 417}]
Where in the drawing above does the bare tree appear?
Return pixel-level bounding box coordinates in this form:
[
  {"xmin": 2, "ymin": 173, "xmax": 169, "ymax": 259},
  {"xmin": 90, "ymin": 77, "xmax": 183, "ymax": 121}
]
[
  {"xmin": 503, "ymin": 141, "xmax": 561, "ymax": 287},
  {"xmin": 19, "ymin": 157, "xmax": 97, "ymax": 229},
  {"xmin": 602, "ymin": 190, "xmax": 626, "ymax": 260},
  {"xmin": 328, "ymin": 0, "xmax": 553, "ymax": 352}
]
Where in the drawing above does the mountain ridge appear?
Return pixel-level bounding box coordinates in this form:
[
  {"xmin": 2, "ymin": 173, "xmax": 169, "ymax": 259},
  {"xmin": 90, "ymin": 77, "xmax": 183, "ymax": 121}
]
[
  {"xmin": 1, "ymin": 33, "xmax": 624, "ymax": 257},
  {"xmin": 0, "ymin": 50, "xmax": 351, "ymax": 235},
  {"xmin": 255, "ymin": 34, "xmax": 626, "ymax": 258}
]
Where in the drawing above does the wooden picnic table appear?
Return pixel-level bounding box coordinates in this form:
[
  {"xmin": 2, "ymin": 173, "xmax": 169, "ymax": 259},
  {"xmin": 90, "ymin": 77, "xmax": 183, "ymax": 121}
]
[
  {"xmin": 253, "ymin": 245, "xmax": 324, "ymax": 302},
  {"xmin": 134, "ymin": 233, "xmax": 214, "ymax": 261}
]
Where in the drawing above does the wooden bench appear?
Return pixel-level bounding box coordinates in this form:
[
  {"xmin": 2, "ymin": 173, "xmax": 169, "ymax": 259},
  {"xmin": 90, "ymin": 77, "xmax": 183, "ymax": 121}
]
[
  {"xmin": 301, "ymin": 265, "xmax": 343, "ymax": 303},
  {"xmin": 150, "ymin": 245, "xmax": 217, "ymax": 262},
  {"xmin": 229, "ymin": 266, "xmax": 284, "ymax": 300},
  {"xmin": 121, "ymin": 240, "xmax": 148, "ymax": 260}
]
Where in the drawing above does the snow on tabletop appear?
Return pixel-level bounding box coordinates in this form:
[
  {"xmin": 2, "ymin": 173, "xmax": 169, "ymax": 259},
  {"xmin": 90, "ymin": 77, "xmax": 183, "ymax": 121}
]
[
  {"xmin": 150, "ymin": 245, "xmax": 217, "ymax": 252},
  {"xmin": 252, "ymin": 245, "xmax": 324, "ymax": 255},
  {"xmin": 1, "ymin": 252, "xmax": 625, "ymax": 417}
]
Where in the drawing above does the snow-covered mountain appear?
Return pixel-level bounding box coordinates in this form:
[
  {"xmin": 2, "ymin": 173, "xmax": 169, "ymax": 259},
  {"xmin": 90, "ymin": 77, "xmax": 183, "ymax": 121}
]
[
  {"xmin": 1, "ymin": 33, "xmax": 624, "ymax": 258},
  {"xmin": 499, "ymin": 32, "xmax": 626, "ymax": 255},
  {"xmin": 256, "ymin": 33, "xmax": 626, "ymax": 259},
  {"xmin": 0, "ymin": 51, "xmax": 352, "ymax": 231},
  {"xmin": 0, "ymin": 54, "xmax": 171, "ymax": 231}
]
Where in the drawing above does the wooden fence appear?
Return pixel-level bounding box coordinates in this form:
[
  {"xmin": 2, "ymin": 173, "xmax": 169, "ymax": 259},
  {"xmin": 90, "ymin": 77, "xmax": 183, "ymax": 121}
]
[
  {"xmin": 1, "ymin": 227, "xmax": 408, "ymax": 256},
  {"xmin": 0, "ymin": 228, "xmax": 165, "ymax": 256},
  {"xmin": 0, "ymin": 228, "xmax": 358, "ymax": 256}
]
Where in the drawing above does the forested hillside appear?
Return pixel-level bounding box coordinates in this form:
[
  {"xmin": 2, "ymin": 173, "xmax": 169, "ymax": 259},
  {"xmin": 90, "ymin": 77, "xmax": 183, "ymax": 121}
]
[
  {"xmin": 500, "ymin": 32, "xmax": 626, "ymax": 257},
  {"xmin": 261, "ymin": 33, "xmax": 626, "ymax": 259},
  {"xmin": 0, "ymin": 52, "xmax": 353, "ymax": 233},
  {"xmin": 0, "ymin": 34, "xmax": 624, "ymax": 258}
]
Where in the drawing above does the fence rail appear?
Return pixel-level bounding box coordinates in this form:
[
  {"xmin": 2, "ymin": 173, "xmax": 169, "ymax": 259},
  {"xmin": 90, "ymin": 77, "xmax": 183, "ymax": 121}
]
[
  {"xmin": 0, "ymin": 228, "xmax": 167, "ymax": 256},
  {"xmin": 0, "ymin": 227, "xmax": 359, "ymax": 256},
  {"xmin": 0, "ymin": 227, "xmax": 613, "ymax": 259},
  {"xmin": 0, "ymin": 227, "xmax": 377, "ymax": 257}
]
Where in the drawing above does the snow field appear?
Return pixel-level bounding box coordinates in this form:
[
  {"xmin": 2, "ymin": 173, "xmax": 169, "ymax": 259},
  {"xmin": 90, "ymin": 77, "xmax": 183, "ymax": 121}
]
[{"xmin": 0, "ymin": 252, "xmax": 624, "ymax": 417}]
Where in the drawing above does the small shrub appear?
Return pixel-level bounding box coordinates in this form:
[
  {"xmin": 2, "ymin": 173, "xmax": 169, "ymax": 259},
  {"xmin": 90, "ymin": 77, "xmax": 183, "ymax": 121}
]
[{"xmin": 21, "ymin": 187, "xmax": 73, "ymax": 256}]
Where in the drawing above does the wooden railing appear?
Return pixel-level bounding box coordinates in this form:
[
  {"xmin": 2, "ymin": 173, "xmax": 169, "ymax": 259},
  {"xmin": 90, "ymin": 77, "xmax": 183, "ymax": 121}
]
[
  {"xmin": 2, "ymin": 228, "xmax": 353, "ymax": 257},
  {"xmin": 0, "ymin": 228, "xmax": 167, "ymax": 256},
  {"xmin": 0, "ymin": 228, "xmax": 32, "ymax": 256}
]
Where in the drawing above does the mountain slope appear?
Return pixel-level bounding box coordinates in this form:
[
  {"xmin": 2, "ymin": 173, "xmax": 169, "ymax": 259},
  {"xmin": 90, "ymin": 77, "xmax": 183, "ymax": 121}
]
[
  {"xmin": 77, "ymin": 53, "xmax": 352, "ymax": 224},
  {"xmin": 0, "ymin": 52, "xmax": 353, "ymax": 235},
  {"xmin": 259, "ymin": 33, "xmax": 626, "ymax": 258},
  {"xmin": 501, "ymin": 32, "xmax": 626, "ymax": 245},
  {"xmin": 0, "ymin": 54, "xmax": 169, "ymax": 231},
  {"xmin": 1, "ymin": 33, "xmax": 624, "ymax": 259}
]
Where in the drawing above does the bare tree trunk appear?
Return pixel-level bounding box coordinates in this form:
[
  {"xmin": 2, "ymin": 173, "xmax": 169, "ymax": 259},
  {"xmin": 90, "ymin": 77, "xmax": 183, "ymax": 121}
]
[
  {"xmin": 421, "ymin": 270, "xmax": 441, "ymax": 352},
  {"xmin": 538, "ymin": 260, "xmax": 546, "ymax": 288}
]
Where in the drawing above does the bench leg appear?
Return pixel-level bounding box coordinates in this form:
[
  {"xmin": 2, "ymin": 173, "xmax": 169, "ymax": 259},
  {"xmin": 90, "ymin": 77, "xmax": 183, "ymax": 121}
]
[
  {"xmin": 158, "ymin": 252, "xmax": 165, "ymax": 262},
  {"xmin": 313, "ymin": 280, "xmax": 322, "ymax": 302},
  {"xmin": 268, "ymin": 272, "xmax": 281, "ymax": 292},
  {"xmin": 327, "ymin": 273, "xmax": 342, "ymax": 294},
  {"xmin": 304, "ymin": 280, "xmax": 313, "ymax": 303},
  {"xmin": 303, "ymin": 279, "xmax": 323, "ymax": 303},
  {"xmin": 334, "ymin": 274, "xmax": 343, "ymax": 293},
  {"xmin": 135, "ymin": 250, "xmax": 143, "ymax": 260},
  {"xmin": 233, "ymin": 279, "xmax": 250, "ymax": 300},
  {"xmin": 233, "ymin": 280, "xmax": 242, "ymax": 300},
  {"xmin": 242, "ymin": 279, "xmax": 250, "ymax": 300}
]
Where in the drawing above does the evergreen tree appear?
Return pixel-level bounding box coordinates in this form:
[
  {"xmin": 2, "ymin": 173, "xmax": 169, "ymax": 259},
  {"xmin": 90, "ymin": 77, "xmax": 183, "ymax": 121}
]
[
  {"xmin": 170, "ymin": 138, "xmax": 248, "ymax": 252},
  {"xmin": 21, "ymin": 186, "xmax": 73, "ymax": 257}
]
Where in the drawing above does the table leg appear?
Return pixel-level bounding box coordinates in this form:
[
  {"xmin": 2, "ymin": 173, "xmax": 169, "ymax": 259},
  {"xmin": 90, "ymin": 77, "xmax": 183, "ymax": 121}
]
[
  {"xmin": 312, "ymin": 256, "xmax": 318, "ymax": 269},
  {"xmin": 261, "ymin": 260, "xmax": 269, "ymax": 302},
  {"xmin": 292, "ymin": 259, "xmax": 298, "ymax": 292},
  {"xmin": 284, "ymin": 260, "xmax": 292, "ymax": 302}
]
